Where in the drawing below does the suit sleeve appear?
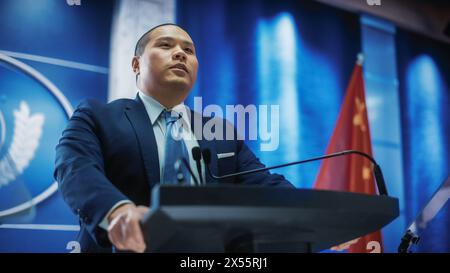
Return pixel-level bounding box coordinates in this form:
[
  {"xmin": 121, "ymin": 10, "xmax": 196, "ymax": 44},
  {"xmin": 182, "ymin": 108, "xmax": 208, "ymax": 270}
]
[{"xmin": 54, "ymin": 100, "xmax": 129, "ymax": 247}]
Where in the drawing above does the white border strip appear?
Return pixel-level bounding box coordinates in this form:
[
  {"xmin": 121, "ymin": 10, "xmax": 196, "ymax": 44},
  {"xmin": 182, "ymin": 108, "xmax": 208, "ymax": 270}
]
[
  {"xmin": 0, "ymin": 224, "xmax": 80, "ymax": 231},
  {"xmin": 0, "ymin": 50, "xmax": 109, "ymax": 74}
]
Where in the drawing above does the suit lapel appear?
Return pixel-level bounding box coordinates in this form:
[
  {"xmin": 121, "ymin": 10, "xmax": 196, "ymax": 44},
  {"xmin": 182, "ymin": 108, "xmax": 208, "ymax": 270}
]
[{"xmin": 124, "ymin": 96, "xmax": 160, "ymax": 187}]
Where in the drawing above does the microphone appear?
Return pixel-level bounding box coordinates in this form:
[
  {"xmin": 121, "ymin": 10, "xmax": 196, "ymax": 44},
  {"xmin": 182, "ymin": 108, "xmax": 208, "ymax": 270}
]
[
  {"xmin": 191, "ymin": 147, "xmax": 204, "ymax": 185},
  {"xmin": 201, "ymin": 149, "xmax": 388, "ymax": 196},
  {"xmin": 175, "ymin": 157, "xmax": 200, "ymax": 186}
]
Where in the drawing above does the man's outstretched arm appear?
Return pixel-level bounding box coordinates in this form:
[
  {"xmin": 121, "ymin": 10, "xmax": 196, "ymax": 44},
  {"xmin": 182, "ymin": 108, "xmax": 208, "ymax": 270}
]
[{"xmin": 54, "ymin": 100, "xmax": 147, "ymax": 250}]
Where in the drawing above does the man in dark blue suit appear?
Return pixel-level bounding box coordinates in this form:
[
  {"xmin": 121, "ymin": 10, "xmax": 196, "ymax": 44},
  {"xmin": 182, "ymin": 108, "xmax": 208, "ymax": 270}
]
[{"xmin": 54, "ymin": 24, "xmax": 292, "ymax": 253}]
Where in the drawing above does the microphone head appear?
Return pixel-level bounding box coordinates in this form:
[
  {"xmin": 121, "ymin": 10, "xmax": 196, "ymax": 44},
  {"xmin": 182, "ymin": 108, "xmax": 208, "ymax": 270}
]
[
  {"xmin": 192, "ymin": 147, "xmax": 202, "ymax": 161},
  {"xmin": 202, "ymin": 149, "xmax": 211, "ymax": 164}
]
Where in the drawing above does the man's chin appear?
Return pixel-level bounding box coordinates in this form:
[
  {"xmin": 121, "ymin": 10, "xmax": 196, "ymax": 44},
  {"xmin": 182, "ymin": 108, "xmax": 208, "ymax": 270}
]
[{"xmin": 164, "ymin": 78, "xmax": 192, "ymax": 92}]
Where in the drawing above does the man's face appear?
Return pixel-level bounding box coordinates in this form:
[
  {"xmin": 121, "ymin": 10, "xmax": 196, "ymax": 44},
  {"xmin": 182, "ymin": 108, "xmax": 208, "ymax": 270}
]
[{"xmin": 135, "ymin": 25, "xmax": 198, "ymax": 98}]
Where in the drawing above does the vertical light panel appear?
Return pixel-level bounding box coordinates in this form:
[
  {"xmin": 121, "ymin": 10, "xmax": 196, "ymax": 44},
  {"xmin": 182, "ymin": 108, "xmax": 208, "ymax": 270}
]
[
  {"xmin": 256, "ymin": 13, "xmax": 301, "ymax": 185},
  {"xmin": 108, "ymin": 0, "xmax": 175, "ymax": 101},
  {"xmin": 406, "ymin": 55, "xmax": 446, "ymax": 216},
  {"xmin": 360, "ymin": 15, "xmax": 405, "ymax": 253}
]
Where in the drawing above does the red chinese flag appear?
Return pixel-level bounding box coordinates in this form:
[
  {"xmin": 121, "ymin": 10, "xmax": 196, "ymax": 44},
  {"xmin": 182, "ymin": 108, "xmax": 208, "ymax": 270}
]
[{"xmin": 314, "ymin": 57, "xmax": 383, "ymax": 253}]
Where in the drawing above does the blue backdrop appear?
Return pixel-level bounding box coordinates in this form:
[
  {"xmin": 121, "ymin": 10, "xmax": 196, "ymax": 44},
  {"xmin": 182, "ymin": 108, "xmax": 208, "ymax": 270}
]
[
  {"xmin": 1, "ymin": 0, "xmax": 448, "ymax": 253},
  {"xmin": 0, "ymin": 0, "xmax": 113, "ymax": 252},
  {"xmin": 397, "ymin": 30, "xmax": 450, "ymax": 252},
  {"xmin": 177, "ymin": 0, "xmax": 449, "ymax": 252},
  {"xmin": 177, "ymin": 0, "xmax": 360, "ymax": 189}
]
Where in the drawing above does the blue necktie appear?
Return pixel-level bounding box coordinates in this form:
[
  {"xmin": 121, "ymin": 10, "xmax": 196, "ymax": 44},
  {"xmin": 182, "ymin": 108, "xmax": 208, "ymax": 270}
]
[{"xmin": 161, "ymin": 110, "xmax": 190, "ymax": 184}]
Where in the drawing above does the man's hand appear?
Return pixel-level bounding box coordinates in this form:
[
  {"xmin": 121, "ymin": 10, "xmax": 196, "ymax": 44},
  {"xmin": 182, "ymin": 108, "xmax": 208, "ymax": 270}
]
[{"xmin": 107, "ymin": 203, "xmax": 149, "ymax": 253}]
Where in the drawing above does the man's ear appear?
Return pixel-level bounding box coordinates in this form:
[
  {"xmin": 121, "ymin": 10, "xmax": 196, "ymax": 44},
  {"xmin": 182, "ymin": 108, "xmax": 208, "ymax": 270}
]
[{"xmin": 132, "ymin": 56, "xmax": 140, "ymax": 75}]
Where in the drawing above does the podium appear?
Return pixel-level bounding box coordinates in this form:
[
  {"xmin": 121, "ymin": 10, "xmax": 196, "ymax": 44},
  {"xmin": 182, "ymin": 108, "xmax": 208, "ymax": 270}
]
[{"xmin": 140, "ymin": 185, "xmax": 399, "ymax": 252}]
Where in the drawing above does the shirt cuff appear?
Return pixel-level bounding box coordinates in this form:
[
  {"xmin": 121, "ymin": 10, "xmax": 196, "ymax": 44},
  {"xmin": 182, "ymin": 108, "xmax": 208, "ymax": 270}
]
[{"xmin": 98, "ymin": 200, "xmax": 134, "ymax": 230}]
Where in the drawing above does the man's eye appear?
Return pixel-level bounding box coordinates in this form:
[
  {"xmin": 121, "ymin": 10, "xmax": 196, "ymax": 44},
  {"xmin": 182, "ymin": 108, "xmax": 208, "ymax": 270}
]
[
  {"xmin": 185, "ymin": 48, "xmax": 194, "ymax": 53},
  {"xmin": 160, "ymin": 43, "xmax": 170, "ymax": 47}
]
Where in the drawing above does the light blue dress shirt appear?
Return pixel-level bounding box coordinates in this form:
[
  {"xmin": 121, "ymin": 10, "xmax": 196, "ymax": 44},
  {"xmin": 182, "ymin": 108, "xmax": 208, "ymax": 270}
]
[{"xmin": 138, "ymin": 90, "xmax": 205, "ymax": 184}]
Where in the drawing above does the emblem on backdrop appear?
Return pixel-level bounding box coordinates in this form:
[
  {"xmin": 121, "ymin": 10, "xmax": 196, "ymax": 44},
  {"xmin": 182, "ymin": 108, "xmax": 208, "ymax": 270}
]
[{"xmin": 0, "ymin": 53, "xmax": 73, "ymax": 220}]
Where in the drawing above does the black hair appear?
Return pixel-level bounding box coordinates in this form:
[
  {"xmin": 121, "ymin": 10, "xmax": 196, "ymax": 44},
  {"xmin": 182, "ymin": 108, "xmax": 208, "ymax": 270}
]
[{"xmin": 134, "ymin": 23, "xmax": 184, "ymax": 56}]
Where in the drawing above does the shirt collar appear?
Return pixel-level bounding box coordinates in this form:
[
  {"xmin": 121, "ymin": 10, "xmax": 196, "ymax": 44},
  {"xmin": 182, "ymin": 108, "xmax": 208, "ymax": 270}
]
[{"xmin": 138, "ymin": 90, "xmax": 191, "ymax": 127}]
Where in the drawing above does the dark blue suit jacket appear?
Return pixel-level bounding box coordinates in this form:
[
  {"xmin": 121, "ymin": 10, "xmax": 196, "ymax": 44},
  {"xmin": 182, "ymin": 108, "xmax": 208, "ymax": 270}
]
[{"xmin": 54, "ymin": 95, "xmax": 292, "ymax": 252}]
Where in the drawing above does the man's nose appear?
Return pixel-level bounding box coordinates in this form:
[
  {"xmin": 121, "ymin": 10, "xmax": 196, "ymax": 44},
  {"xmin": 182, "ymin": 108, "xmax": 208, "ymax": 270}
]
[{"xmin": 172, "ymin": 47, "xmax": 187, "ymax": 62}]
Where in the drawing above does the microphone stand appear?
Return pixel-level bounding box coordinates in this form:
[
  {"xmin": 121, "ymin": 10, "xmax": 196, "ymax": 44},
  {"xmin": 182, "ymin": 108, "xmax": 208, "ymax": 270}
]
[{"xmin": 202, "ymin": 149, "xmax": 388, "ymax": 196}]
